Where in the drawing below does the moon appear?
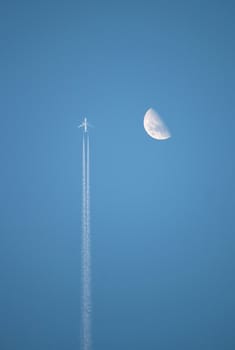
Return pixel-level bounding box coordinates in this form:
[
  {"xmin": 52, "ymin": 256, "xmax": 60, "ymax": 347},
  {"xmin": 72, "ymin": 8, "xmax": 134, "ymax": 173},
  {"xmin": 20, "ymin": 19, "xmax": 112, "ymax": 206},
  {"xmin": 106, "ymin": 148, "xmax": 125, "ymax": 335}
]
[{"xmin": 143, "ymin": 108, "xmax": 171, "ymax": 140}]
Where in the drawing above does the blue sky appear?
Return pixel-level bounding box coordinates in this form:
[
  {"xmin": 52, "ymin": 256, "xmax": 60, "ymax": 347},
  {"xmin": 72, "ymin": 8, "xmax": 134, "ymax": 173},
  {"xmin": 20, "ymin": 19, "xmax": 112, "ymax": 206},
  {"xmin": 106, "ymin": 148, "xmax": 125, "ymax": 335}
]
[{"xmin": 1, "ymin": 1, "xmax": 235, "ymax": 349}]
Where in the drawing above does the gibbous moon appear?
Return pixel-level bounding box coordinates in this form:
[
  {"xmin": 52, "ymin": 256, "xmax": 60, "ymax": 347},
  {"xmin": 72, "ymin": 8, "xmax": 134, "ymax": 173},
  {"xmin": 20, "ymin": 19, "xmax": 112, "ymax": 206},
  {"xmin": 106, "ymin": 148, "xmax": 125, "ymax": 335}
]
[{"xmin": 144, "ymin": 108, "xmax": 171, "ymax": 140}]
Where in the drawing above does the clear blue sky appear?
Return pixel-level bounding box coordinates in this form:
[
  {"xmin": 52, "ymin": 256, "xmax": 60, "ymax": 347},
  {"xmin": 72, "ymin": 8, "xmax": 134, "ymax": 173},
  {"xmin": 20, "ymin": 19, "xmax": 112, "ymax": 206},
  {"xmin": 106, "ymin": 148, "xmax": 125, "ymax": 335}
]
[{"xmin": 1, "ymin": 1, "xmax": 235, "ymax": 349}]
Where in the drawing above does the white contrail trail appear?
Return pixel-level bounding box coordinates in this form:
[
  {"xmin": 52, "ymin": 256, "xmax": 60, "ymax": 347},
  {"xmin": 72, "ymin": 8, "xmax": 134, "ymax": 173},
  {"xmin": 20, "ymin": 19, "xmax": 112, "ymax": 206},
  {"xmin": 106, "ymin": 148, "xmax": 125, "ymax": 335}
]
[{"xmin": 81, "ymin": 132, "xmax": 91, "ymax": 350}]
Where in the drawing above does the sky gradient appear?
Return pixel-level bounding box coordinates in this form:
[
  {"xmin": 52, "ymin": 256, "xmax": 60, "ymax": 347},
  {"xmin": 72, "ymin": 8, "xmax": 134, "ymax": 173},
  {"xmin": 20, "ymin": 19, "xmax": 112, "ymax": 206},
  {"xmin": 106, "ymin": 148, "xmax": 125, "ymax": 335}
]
[{"xmin": 1, "ymin": 1, "xmax": 235, "ymax": 349}]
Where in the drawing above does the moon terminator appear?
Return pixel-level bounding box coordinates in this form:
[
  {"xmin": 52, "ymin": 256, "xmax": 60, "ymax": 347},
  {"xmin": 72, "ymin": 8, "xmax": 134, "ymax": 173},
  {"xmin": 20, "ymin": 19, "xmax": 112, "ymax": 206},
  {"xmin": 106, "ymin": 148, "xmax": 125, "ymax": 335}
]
[{"xmin": 144, "ymin": 108, "xmax": 171, "ymax": 140}]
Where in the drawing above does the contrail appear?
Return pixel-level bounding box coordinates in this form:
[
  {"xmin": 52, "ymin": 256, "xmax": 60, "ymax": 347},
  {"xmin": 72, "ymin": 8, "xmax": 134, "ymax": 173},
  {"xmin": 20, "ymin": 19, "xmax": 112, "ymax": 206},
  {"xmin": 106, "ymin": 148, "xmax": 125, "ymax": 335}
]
[{"xmin": 81, "ymin": 132, "xmax": 91, "ymax": 350}]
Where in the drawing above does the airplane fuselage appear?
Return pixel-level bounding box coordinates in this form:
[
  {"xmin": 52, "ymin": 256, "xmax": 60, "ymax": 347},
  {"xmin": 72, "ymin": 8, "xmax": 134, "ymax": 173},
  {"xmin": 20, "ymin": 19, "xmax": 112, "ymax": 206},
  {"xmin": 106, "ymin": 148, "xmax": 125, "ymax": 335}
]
[{"xmin": 79, "ymin": 117, "xmax": 88, "ymax": 132}]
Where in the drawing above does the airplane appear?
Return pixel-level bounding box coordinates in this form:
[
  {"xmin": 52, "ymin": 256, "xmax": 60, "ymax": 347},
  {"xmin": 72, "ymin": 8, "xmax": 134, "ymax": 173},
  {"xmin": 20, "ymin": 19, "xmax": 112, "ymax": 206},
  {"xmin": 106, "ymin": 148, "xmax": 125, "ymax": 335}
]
[{"xmin": 78, "ymin": 117, "xmax": 90, "ymax": 133}]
